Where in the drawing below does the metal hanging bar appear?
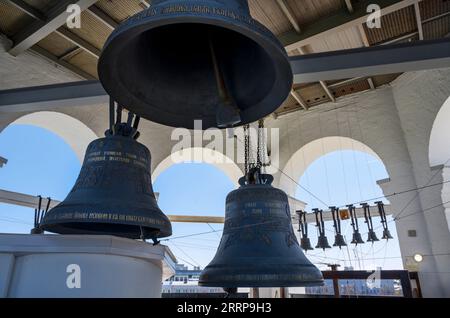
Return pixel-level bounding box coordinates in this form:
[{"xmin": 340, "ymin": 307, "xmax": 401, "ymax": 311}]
[{"xmin": 361, "ymin": 203, "xmax": 379, "ymax": 243}]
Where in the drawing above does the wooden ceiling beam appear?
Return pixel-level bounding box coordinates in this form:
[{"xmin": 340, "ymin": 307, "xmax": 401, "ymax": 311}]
[
  {"xmin": 282, "ymin": 0, "xmax": 422, "ymax": 51},
  {"xmin": 276, "ymin": 0, "xmax": 301, "ymax": 34},
  {"xmin": 290, "ymin": 90, "xmax": 308, "ymax": 110},
  {"xmin": 344, "ymin": 0, "xmax": 354, "ymax": 13},
  {"xmin": 414, "ymin": 2, "xmax": 424, "ymax": 40},
  {"xmin": 29, "ymin": 46, "xmax": 96, "ymax": 80},
  {"xmin": 319, "ymin": 80, "xmax": 336, "ymax": 102},
  {"xmin": 297, "ymin": 47, "xmax": 336, "ymax": 102},
  {"xmin": 357, "ymin": 24, "xmax": 376, "ymax": 90},
  {"xmin": 8, "ymin": 0, "xmax": 99, "ymax": 56},
  {"xmin": 55, "ymin": 27, "xmax": 100, "ymax": 58}
]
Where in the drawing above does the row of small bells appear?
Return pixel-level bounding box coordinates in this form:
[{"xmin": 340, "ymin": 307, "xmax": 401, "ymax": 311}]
[
  {"xmin": 298, "ymin": 203, "xmax": 393, "ymax": 252},
  {"xmin": 35, "ymin": 0, "xmax": 325, "ymax": 290}
]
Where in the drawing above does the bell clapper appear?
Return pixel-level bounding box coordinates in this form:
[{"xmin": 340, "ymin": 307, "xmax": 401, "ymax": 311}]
[{"xmin": 208, "ymin": 32, "xmax": 241, "ymax": 128}]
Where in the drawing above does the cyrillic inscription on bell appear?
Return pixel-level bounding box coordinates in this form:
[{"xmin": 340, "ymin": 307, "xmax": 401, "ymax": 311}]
[{"xmin": 199, "ymin": 172, "xmax": 323, "ymax": 288}]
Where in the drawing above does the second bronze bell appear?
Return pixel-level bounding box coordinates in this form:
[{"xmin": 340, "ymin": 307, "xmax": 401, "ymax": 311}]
[
  {"xmin": 40, "ymin": 107, "xmax": 172, "ymax": 241},
  {"xmin": 199, "ymin": 170, "xmax": 323, "ymax": 288}
]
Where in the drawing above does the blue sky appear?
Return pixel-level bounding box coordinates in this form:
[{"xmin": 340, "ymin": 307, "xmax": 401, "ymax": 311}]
[{"xmin": 0, "ymin": 124, "xmax": 402, "ymax": 270}]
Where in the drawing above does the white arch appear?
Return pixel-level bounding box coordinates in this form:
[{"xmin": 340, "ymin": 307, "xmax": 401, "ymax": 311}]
[
  {"xmin": 429, "ymin": 96, "xmax": 450, "ymax": 167},
  {"xmin": 152, "ymin": 147, "xmax": 243, "ymax": 186},
  {"xmin": 11, "ymin": 111, "xmax": 97, "ymax": 163},
  {"xmin": 280, "ymin": 136, "xmax": 385, "ymax": 197},
  {"xmin": 429, "ymin": 96, "xmax": 450, "ymax": 233}
]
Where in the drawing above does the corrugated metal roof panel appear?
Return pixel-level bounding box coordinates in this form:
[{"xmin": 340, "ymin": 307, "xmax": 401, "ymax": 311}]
[
  {"xmin": 423, "ymin": 15, "xmax": 450, "ymax": 40},
  {"xmin": 0, "ymin": 1, "xmax": 34, "ymax": 37},
  {"xmin": 364, "ymin": 5, "xmax": 417, "ymax": 45},
  {"xmin": 308, "ymin": 26, "xmax": 365, "ymax": 53},
  {"xmin": 96, "ymin": 0, "xmax": 144, "ymax": 23},
  {"xmin": 285, "ymin": 0, "xmax": 344, "ymax": 27},
  {"xmin": 66, "ymin": 10, "xmax": 112, "ymax": 51},
  {"xmin": 67, "ymin": 50, "xmax": 98, "ymax": 78},
  {"xmin": 36, "ymin": 32, "xmax": 77, "ymax": 57},
  {"xmin": 419, "ymin": 0, "xmax": 450, "ymax": 20}
]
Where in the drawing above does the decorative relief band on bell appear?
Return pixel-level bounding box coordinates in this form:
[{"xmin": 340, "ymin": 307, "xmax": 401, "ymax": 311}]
[
  {"xmin": 116, "ymin": 4, "xmax": 259, "ymax": 33},
  {"xmin": 86, "ymin": 151, "xmax": 149, "ymax": 168},
  {"xmin": 223, "ymin": 217, "xmax": 292, "ymax": 234},
  {"xmin": 43, "ymin": 211, "xmax": 168, "ymax": 226},
  {"xmin": 200, "ymin": 272, "xmax": 323, "ymax": 283}
]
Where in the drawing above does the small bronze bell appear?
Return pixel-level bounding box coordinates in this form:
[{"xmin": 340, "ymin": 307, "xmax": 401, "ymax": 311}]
[
  {"xmin": 333, "ymin": 234, "xmax": 347, "ymax": 248},
  {"xmin": 376, "ymin": 201, "xmax": 394, "ymax": 241},
  {"xmin": 297, "ymin": 210, "xmax": 314, "ymax": 251},
  {"xmin": 199, "ymin": 169, "xmax": 323, "ymax": 288},
  {"xmin": 362, "ymin": 203, "xmax": 379, "ymax": 243},
  {"xmin": 351, "ymin": 231, "xmax": 365, "ymax": 245},
  {"xmin": 313, "ymin": 209, "xmax": 331, "ymax": 250},
  {"xmin": 301, "ymin": 237, "xmax": 314, "ymax": 251},
  {"xmin": 331, "ymin": 207, "xmax": 347, "ymax": 249},
  {"xmin": 367, "ymin": 230, "xmax": 380, "ymax": 242},
  {"xmin": 382, "ymin": 229, "xmax": 393, "ymax": 240},
  {"xmin": 316, "ymin": 234, "xmax": 332, "ymax": 250},
  {"xmin": 348, "ymin": 205, "xmax": 364, "ymax": 245}
]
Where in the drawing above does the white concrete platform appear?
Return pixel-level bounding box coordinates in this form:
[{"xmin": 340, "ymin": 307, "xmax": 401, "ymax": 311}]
[{"xmin": 0, "ymin": 234, "xmax": 177, "ymax": 298}]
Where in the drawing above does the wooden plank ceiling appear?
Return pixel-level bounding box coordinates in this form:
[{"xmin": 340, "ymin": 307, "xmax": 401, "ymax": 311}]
[{"xmin": 0, "ymin": 0, "xmax": 449, "ymax": 117}]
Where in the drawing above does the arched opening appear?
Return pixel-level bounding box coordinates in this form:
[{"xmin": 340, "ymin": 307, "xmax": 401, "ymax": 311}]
[
  {"xmin": 0, "ymin": 111, "xmax": 97, "ymax": 234},
  {"xmin": 283, "ymin": 137, "xmax": 402, "ymax": 275},
  {"xmin": 152, "ymin": 147, "xmax": 243, "ymax": 187},
  {"xmin": 280, "ymin": 136, "xmax": 382, "ymax": 197},
  {"xmin": 153, "ymin": 161, "xmax": 237, "ymax": 270},
  {"xmin": 12, "ymin": 111, "xmax": 98, "ymax": 163},
  {"xmin": 429, "ymin": 96, "xmax": 450, "ymax": 232},
  {"xmin": 0, "ymin": 124, "xmax": 81, "ymax": 234}
]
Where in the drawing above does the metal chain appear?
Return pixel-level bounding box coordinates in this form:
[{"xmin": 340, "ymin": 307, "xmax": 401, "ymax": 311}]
[
  {"xmin": 244, "ymin": 124, "xmax": 250, "ymax": 175},
  {"xmin": 257, "ymin": 119, "xmax": 263, "ymax": 169}
]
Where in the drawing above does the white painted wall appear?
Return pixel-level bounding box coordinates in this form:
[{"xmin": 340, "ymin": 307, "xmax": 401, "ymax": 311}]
[
  {"xmin": 0, "ymin": 234, "xmax": 176, "ymax": 298},
  {"xmin": 429, "ymin": 96, "xmax": 450, "ymax": 167}
]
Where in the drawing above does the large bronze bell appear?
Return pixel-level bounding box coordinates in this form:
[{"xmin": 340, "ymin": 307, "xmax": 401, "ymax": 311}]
[
  {"xmin": 40, "ymin": 110, "xmax": 172, "ymax": 241},
  {"xmin": 98, "ymin": 0, "xmax": 293, "ymax": 129},
  {"xmin": 199, "ymin": 170, "xmax": 323, "ymax": 288}
]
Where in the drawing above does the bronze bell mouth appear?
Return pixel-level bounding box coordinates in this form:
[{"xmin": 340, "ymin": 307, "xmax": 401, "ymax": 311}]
[{"xmin": 98, "ymin": 0, "xmax": 293, "ymax": 129}]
